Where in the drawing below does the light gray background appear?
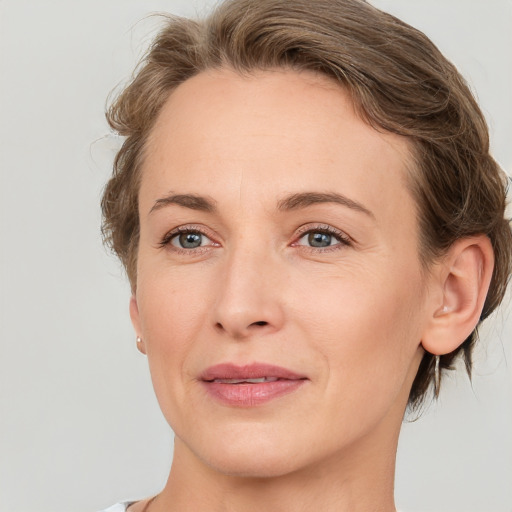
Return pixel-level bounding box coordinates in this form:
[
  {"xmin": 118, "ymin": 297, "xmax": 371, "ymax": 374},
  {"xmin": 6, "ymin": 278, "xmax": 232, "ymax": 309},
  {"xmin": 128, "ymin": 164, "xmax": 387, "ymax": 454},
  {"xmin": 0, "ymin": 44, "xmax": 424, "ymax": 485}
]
[{"xmin": 0, "ymin": 1, "xmax": 511, "ymax": 511}]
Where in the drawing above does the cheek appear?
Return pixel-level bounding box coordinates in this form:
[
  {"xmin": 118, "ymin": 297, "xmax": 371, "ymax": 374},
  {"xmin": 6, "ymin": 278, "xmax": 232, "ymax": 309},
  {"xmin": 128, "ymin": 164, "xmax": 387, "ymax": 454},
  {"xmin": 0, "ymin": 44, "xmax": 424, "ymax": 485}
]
[
  {"xmin": 292, "ymin": 258, "xmax": 423, "ymax": 347},
  {"xmin": 291, "ymin": 261, "xmax": 425, "ymax": 411},
  {"xmin": 135, "ymin": 269, "xmax": 213, "ymax": 418},
  {"xmin": 137, "ymin": 265, "xmax": 211, "ymax": 344}
]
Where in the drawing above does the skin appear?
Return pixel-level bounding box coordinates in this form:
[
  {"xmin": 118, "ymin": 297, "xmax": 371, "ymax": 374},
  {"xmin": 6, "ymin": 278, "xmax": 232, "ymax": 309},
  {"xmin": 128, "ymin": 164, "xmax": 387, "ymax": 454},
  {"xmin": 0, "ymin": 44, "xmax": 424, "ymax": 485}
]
[{"xmin": 128, "ymin": 68, "xmax": 494, "ymax": 512}]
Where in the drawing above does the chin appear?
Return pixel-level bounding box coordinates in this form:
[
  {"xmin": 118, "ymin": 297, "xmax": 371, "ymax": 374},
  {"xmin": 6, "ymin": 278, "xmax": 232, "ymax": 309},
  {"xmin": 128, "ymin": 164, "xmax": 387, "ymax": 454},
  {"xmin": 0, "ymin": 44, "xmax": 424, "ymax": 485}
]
[
  {"xmin": 177, "ymin": 421, "xmax": 314, "ymax": 479},
  {"xmin": 200, "ymin": 447, "xmax": 305, "ymax": 479}
]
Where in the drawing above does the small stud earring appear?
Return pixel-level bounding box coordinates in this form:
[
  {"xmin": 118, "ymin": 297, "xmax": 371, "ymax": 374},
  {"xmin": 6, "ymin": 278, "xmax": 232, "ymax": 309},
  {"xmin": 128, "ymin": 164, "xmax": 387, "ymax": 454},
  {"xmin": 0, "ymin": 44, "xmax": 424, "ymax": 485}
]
[{"xmin": 136, "ymin": 336, "xmax": 142, "ymax": 343}]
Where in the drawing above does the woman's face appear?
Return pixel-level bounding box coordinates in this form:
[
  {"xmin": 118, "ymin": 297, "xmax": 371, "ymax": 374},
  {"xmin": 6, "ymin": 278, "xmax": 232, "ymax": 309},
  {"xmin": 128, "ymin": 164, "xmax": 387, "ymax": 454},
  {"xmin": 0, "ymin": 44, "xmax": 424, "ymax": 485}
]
[{"xmin": 132, "ymin": 68, "xmax": 430, "ymax": 477}]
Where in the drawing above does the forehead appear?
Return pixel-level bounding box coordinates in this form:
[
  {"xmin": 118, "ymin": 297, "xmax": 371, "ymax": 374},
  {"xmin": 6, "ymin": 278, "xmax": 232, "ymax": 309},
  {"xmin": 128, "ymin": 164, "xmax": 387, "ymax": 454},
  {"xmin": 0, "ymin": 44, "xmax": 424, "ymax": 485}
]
[{"xmin": 142, "ymin": 67, "xmax": 415, "ymax": 226}]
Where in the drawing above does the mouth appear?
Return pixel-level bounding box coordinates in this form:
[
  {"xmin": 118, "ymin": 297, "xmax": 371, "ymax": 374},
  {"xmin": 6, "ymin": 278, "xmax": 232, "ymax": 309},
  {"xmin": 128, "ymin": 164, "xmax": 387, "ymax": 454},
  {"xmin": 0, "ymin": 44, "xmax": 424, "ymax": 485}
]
[
  {"xmin": 209, "ymin": 376, "xmax": 281, "ymax": 384},
  {"xmin": 199, "ymin": 363, "xmax": 308, "ymax": 407}
]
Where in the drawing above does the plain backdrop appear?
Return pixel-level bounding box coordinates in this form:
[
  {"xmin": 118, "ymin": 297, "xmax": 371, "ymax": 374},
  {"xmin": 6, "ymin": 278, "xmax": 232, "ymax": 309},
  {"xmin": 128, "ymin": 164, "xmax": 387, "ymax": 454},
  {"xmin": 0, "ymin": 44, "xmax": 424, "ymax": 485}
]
[{"xmin": 0, "ymin": 1, "xmax": 511, "ymax": 511}]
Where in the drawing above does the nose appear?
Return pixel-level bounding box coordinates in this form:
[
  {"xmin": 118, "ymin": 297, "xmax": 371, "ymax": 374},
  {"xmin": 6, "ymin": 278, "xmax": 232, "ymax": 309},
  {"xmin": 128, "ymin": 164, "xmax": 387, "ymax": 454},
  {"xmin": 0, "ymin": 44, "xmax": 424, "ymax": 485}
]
[{"xmin": 212, "ymin": 245, "xmax": 286, "ymax": 339}]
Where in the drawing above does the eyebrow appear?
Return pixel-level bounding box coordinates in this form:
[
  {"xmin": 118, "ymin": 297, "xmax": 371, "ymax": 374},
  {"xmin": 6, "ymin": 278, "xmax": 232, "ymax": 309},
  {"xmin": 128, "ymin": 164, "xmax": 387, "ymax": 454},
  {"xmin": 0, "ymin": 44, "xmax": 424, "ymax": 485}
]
[
  {"xmin": 149, "ymin": 193, "xmax": 217, "ymax": 215},
  {"xmin": 149, "ymin": 191, "xmax": 374, "ymax": 219},
  {"xmin": 277, "ymin": 192, "xmax": 375, "ymax": 219}
]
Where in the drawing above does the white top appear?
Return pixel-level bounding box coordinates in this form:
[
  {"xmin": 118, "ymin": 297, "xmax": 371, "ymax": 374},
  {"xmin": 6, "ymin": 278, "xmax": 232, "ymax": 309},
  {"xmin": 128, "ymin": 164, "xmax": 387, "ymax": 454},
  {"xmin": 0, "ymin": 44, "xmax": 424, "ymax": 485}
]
[{"xmin": 98, "ymin": 503, "xmax": 134, "ymax": 512}]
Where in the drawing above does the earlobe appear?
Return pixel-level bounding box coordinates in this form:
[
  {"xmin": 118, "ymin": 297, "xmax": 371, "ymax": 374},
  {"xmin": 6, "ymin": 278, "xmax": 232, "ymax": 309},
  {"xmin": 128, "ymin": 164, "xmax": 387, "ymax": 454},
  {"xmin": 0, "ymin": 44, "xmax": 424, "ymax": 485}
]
[
  {"xmin": 129, "ymin": 295, "xmax": 147, "ymax": 355},
  {"xmin": 421, "ymin": 235, "xmax": 494, "ymax": 355}
]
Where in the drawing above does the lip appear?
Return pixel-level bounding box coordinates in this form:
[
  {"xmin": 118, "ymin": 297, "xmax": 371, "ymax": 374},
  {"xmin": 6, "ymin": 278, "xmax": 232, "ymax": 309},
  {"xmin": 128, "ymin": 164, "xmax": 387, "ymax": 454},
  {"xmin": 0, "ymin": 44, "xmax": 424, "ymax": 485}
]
[{"xmin": 200, "ymin": 363, "xmax": 308, "ymax": 407}]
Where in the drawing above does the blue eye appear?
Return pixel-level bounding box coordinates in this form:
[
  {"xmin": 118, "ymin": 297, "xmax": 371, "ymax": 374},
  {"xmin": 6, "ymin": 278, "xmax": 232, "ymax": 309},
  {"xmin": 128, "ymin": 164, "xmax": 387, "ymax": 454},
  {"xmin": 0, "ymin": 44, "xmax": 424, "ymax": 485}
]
[
  {"xmin": 305, "ymin": 232, "xmax": 336, "ymax": 247},
  {"xmin": 296, "ymin": 228, "xmax": 349, "ymax": 249},
  {"xmin": 170, "ymin": 231, "xmax": 211, "ymax": 249}
]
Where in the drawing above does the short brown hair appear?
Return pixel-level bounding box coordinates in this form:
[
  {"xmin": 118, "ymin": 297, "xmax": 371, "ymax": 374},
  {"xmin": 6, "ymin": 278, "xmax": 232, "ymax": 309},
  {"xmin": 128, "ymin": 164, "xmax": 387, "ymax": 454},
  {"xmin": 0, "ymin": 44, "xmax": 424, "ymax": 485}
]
[{"xmin": 101, "ymin": 0, "xmax": 512, "ymax": 407}]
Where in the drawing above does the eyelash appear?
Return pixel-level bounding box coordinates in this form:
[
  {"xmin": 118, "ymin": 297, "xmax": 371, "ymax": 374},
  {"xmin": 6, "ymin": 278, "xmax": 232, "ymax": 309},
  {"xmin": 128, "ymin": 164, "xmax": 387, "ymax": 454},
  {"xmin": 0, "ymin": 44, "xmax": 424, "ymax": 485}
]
[{"xmin": 158, "ymin": 224, "xmax": 352, "ymax": 254}]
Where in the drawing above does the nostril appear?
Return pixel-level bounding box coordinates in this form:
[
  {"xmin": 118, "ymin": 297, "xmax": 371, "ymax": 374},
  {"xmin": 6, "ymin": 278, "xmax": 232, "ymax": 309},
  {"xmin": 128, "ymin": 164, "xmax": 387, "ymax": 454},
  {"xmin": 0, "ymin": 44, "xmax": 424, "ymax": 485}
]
[{"xmin": 214, "ymin": 319, "xmax": 271, "ymax": 336}]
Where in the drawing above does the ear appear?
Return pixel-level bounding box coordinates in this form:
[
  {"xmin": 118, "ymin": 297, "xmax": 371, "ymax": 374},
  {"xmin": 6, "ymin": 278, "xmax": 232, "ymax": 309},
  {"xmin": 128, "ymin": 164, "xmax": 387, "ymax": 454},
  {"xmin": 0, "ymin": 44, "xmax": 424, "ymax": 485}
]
[
  {"xmin": 421, "ymin": 235, "xmax": 494, "ymax": 355},
  {"xmin": 129, "ymin": 294, "xmax": 146, "ymax": 355}
]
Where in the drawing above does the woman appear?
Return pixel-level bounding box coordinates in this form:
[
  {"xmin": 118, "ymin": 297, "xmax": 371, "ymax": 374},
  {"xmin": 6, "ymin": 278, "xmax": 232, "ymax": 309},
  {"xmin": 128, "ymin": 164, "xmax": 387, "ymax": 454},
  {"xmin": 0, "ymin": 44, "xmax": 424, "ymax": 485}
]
[{"xmin": 99, "ymin": 0, "xmax": 512, "ymax": 510}]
